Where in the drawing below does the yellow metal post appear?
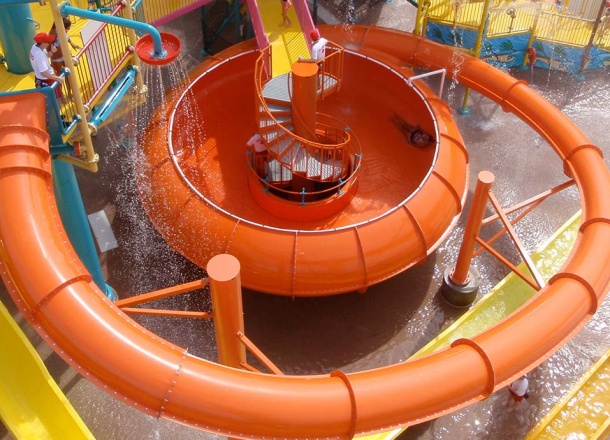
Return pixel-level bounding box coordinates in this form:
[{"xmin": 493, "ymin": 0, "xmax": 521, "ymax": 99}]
[
  {"xmin": 49, "ymin": 0, "xmax": 99, "ymax": 172},
  {"xmin": 460, "ymin": 0, "xmax": 493, "ymax": 114},
  {"xmin": 121, "ymin": 0, "xmax": 147, "ymax": 99}
]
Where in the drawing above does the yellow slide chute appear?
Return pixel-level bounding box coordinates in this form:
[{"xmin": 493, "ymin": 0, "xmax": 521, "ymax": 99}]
[
  {"xmin": 0, "ymin": 301, "xmax": 93, "ymax": 440},
  {"xmin": 256, "ymin": 0, "xmax": 309, "ymax": 76},
  {"xmin": 525, "ymin": 348, "xmax": 610, "ymax": 440}
]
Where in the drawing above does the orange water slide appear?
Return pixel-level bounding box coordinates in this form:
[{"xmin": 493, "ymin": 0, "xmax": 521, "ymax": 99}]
[
  {"xmin": 1, "ymin": 26, "xmax": 610, "ymax": 439},
  {"xmin": 138, "ymin": 41, "xmax": 468, "ymax": 296}
]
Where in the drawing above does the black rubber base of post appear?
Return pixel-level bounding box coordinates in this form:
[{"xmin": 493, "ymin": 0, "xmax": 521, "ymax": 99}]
[{"xmin": 440, "ymin": 266, "xmax": 480, "ymax": 308}]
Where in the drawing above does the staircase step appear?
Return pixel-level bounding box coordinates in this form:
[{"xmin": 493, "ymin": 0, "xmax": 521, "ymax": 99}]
[
  {"xmin": 293, "ymin": 154, "xmax": 344, "ymax": 180},
  {"xmin": 264, "ymin": 102, "xmax": 290, "ymax": 113},
  {"xmin": 261, "ymin": 125, "xmax": 294, "ymax": 142},
  {"xmin": 262, "ymin": 73, "xmax": 291, "ymax": 103},
  {"xmin": 268, "ymin": 159, "xmax": 292, "ymax": 182}
]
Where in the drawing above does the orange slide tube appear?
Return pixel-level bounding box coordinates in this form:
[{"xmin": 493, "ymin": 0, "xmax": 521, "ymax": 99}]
[
  {"xmin": 139, "ymin": 43, "xmax": 469, "ymax": 297},
  {"xmin": 1, "ymin": 26, "xmax": 610, "ymax": 439}
]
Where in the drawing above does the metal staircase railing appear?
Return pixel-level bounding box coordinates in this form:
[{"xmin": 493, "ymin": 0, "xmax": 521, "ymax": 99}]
[{"xmin": 253, "ymin": 44, "xmax": 359, "ymax": 191}]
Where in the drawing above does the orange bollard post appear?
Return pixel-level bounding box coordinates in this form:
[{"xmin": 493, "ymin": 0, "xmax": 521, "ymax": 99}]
[
  {"xmin": 207, "ymin": 254, "xmax": 246, "ymax": 368},
  {"xmin": 441, "ymin": 171, "xmax": 495, "ymax": 307}
]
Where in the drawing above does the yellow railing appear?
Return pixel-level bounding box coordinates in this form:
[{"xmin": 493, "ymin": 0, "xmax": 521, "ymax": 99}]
[
  {"xmin": 57, "ymin": 2, "xmax": 135, "ymax": 143},
  {"xmin": 423, "ymin": 0, "xmax": 600, "ymax": 50},
  {"xmin": 534, "ymin": 10, "xmax": 594, "ymax": 47},
  {"xmin": 487, "ymin": 3, "xmax": 539, "ymax": 37}
]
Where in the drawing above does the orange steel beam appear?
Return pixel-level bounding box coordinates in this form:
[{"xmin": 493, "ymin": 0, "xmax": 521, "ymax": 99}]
[
  {"xmin": 114, "ymin": 279, "xmax": 208, "ymax": 308},
  {"xmin": 474, "ymin": 200, "xmax": 540, "ymax": 258},
  {"xmin": 240, "ymin": 362, "xmax": 262, "ymax": 373},
  {"xmin": 474, "ymin": 236, "xmax": 541, "ymax": 291},
  {"xmin": 238, "ymin": 332, "xmax": 284, "ymax": 376},
  {"xmin": 485, "ymin": 190, "xmax": 545, "ymax": 289},
  {"xmin": 119, "ymin": 308, "xmax": 212, "ymax": 319},
  {"xmin": 451, "ymin": 171, "xmax": 495, "ymax": 286},
  {"xmin": 474, "ymin": 180, "xmax": 575, "ymax": 257},
  {"xmin": 207, "ymin": 254, "xmax": 246, "ymax": 370},
  {"xmin": 482, "ymin": 180, "xmax": 575, "ymax": 226}
]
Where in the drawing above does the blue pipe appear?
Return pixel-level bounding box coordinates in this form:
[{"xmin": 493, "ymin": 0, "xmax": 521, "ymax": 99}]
[
  {"xmin": 60, "ymin": 1, "xmax": 167, "ymax": 59},
  {"xmin": 0, "ymin": 0, "xmax": 39, "ymax": 4},
  {"xmin": 0, "ymin": 3, "xmax": 36, "ymax": 74},
  {"xmin": 89, "ymin": 66, "xmax": 137, "ymax": 127},
  {"xmin": 52, "ymin": 159, "xmax": 117, "ymax": 301}
]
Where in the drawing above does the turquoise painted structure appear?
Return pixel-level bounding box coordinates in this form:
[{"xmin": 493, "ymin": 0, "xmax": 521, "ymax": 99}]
[
  {"xmin": 52, "ymin": 159, "xmax": 117, "ymax": 301},
  {"xmin": 0, "ymin": 3, "xmax": 36, "ymax": 74},
  {"xmin": 426, "ymin": 23, "xmax": 610, "ymax": 74}
]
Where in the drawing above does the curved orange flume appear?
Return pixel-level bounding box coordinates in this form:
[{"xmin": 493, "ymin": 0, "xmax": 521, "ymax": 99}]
[
  {"xmin": 138, "ymin": 40, "xmax": 468, "ymax": 296},
  {"xmin": 1, "ymin": 26, "xmax": 610, "ymax": 439}
]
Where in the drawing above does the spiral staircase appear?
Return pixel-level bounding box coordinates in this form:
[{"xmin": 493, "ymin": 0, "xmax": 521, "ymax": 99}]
[{"xmin": 250, "ymin": 43, "xmax": 362, "ymax": 203}]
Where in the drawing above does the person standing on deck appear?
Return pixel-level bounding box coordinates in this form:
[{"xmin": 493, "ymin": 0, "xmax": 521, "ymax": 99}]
[
  {"xmin": 30, "ymin": 32, "xmax": 65, "ymax": 101},
  {"xmin": 299, "ymin": 29, "xmax": 328, "ymax": 64},
  {"xmin": 279, "ymin": 0, "xmax": 292, "ymax": 28},
  {"xmin": 508, "ymin": 375, "xmax": 529, "ymax": 403},
  {"xmin": 49, "ymin": 18, "xmax": 81, "ymax": 101},
  {"xmin": 247, "ymin": 133, "xmax": 268, "ymax": 178}
]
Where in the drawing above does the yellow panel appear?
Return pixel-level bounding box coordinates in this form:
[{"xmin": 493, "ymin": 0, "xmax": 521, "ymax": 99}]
[
  {"xmin": 258, "ymin": 0, "xmax": 309, "ymax": 77},
  {"xmin": 0, "ymin": 302, "xmax": 94, "ymax": 440},
  {"xmin": 525, "ymin": 349, "xmax": 610, "ymax": 440}
]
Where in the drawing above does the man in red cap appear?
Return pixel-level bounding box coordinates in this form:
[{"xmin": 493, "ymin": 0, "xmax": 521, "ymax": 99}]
[
  {"xmin": 299, "ymin": 28, "xmax": 328, "ymax": 63},
  {"xmin": 30, "ymin": 32, "xmax": 65, "ymax": 101}
]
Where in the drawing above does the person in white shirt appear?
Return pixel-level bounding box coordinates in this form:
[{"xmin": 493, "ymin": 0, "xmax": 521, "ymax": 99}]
[
  {"xmin": 508, "ymin": 375, "xmax": 529, "ymax": 402},
  {"xmin": 299, "ymin": 29, "xmax": 328, "ymax": 63},
  {"xmin": 246, "ymin": 133, "xmax": 268, "ymax": 178},
  {"xmin": 30, "ymin": 32, "xmax": 65, "ymax": 101}
]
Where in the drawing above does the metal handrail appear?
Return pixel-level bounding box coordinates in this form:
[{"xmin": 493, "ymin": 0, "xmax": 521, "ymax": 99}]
[{"xmin": 253, "ymin": 43, "xmax": 353, "ymax": 183}]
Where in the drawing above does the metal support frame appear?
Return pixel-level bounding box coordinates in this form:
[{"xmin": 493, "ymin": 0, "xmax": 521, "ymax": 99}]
[
  {"xmin": 115, "ymin": 279, "xmax": 209, "ymax": 308},
  {"xmin": 408, "ymin": 68, "xmax": 446, "ymax": 99},
  {"xmin": 452, "ymin": 174, "xmax": 576, "ymax": 294}
]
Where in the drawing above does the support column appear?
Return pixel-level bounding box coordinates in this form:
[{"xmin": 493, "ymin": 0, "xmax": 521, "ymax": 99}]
[
  {"xmin": 120, "ymin": 0, "xmax": 146, "ymax": 97},
  {"xmin": 291, "ymin": 61, "xmax": 319, "ymax": 140},
  {"xmin": 52, "ymin": 159, "xmax": 116, "ymax": 300},
  {"xmin": 441, "ymin": 171, "xmax": 494, "ymax": 307},
  {"xmin": 0, "ymin": 4, "xmax": 35, "ymax": 74},
  {"xmin": 50, "ymin": 0, "xmax": 99, "ymax": 171},
  {"xmin": 208, "ymin": 254, "xmax": 246, "ymax": 368}
]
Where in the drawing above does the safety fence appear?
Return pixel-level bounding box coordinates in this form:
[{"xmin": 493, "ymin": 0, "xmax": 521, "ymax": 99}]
[
  {"xmin": 58, "ymin": 1, "xmax": 135, "ymax": 140},
  {"xmin": 132, "ymin": 0, "xmax": 212, "ymax": 26},
  {"xmin": 534, "ymin": 10, "xmax": 595, "ymax": 47},
  {"xmin": 487, "ymin": 3, "xmax": 539, "ymax": 37},
  {"xmin": 423, "ymin": 0, "xmax": 603, "ymax": 50}
]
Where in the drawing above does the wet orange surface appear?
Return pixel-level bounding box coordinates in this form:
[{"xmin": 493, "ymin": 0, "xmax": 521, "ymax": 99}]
[
  {"xmin": 139, "ymin": 43, "xmax": 468, "ymax": 295},
  {"xmin": 169, "ymin": 52, "xmax": 438, "ymax": 228}
]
